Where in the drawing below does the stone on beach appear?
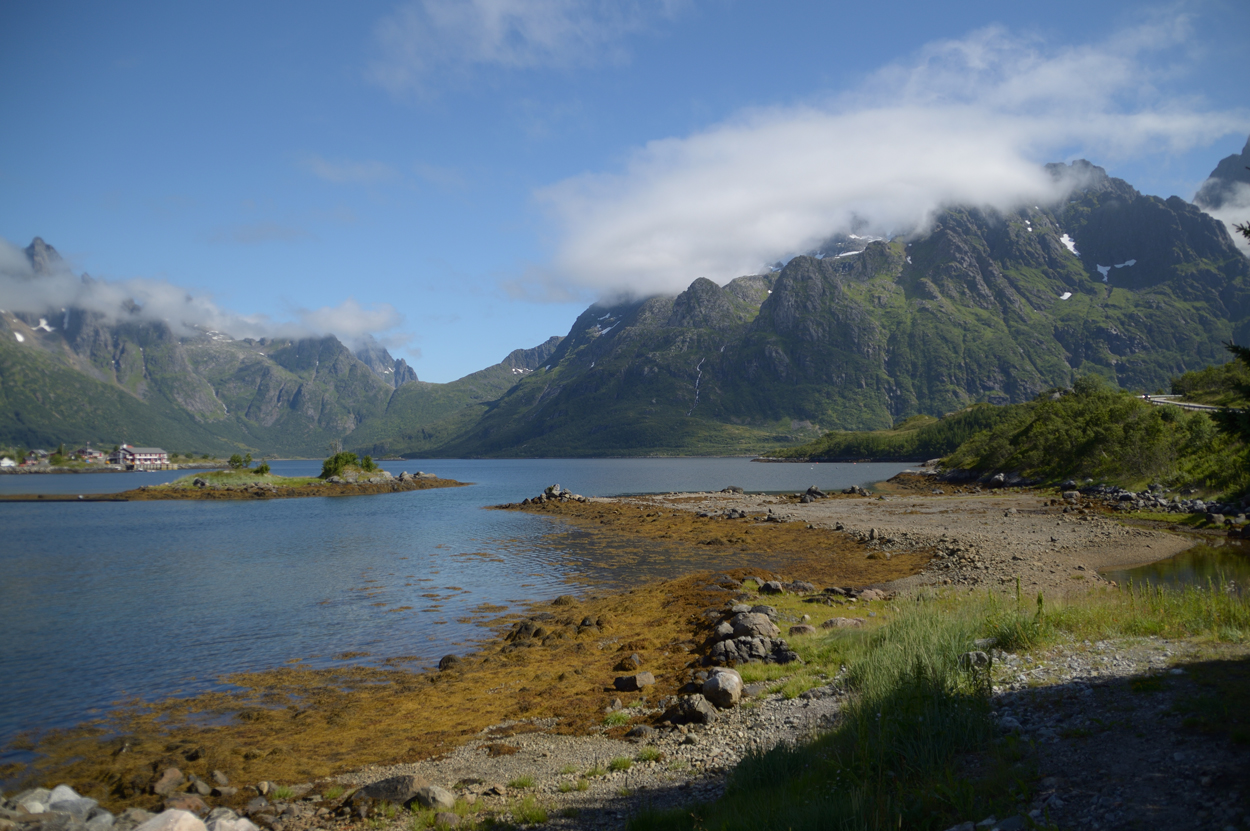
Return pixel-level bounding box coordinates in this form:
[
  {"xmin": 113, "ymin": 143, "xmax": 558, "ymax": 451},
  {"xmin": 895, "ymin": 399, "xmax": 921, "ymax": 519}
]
[
  {"xmin": 353, "ymin": 774, "xmax": 427, "ymax": 807},
  {"xmin": 413, "ymin": 785, "xmax": 456, "ymax": 811},
  {"xmin": 162, "ymin": 796, "xmax": 208, "ymax": 816},
  {"xmin": 730, "ymin": 612, "xmax": 779, "ymax": 640},
  {"xmin": 132, "ymin": 810, "xmax": 207, "ymax": 831},
  {"xmin": 613, "ymin": 672, "xmax": 655, "ymax": 692},
  {"xmin": 15, "ymin": 787, "xmax": 51, "ymax": 814},
  {"xmin": 205, "ymin": 817, "xmax": 257, "ymax": 831},
  {"xmin": 151, "ymin": 769, "xmax": 184, "ymax": 797},
  {"xmin": 662, "ymin": 693, "xmax": 718, "ymax": 725},
  {"xmin": 701, "ymin": 667, "xmax": 743, "ymax": 708},
  {"xmin": 821, "ymin": 617, "xmax": 864, "ymax": 629}
]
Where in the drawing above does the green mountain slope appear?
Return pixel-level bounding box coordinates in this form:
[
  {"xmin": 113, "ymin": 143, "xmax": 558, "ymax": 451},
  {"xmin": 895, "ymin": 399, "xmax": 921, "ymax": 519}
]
[{"xmin": 408, "ymin": 160, "xmax": 1249, "ymax": 457}]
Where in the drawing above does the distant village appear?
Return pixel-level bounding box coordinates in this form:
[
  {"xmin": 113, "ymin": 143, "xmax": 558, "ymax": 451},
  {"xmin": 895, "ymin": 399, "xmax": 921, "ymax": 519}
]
[{"xmin": 0, "ymin": 443, "xmax": 187, "ymax": 472}]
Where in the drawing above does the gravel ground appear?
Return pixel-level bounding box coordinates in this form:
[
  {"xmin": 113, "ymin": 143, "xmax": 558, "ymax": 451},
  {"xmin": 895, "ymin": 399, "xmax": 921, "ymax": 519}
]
[
  {"xmin": 976, "ymin": 637, "xmax": 1250, "ymax": 831},
  {"xmin": 247, "ymin": 684, "xmax": 845, "ymax": 831},
  {"xmin": 639, "ymin": 488, "xmax": 1193, "ymax": 597}
]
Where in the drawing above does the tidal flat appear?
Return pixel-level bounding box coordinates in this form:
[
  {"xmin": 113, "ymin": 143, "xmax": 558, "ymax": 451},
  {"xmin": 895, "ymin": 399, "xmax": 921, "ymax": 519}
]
[{"xmin": 7, "ymin": 477, "xmax": 1209, "ymax": 819}]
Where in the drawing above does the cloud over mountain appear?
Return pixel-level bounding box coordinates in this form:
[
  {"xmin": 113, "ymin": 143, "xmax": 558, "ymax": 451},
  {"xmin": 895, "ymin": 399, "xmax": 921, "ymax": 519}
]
[
  {"xmin": 522, "ymin": 17, "xmax": 1248, "ymax": 300},
  {"xmin": 0, "ymin": 237, "xmax": 407, "ymax": 346}
]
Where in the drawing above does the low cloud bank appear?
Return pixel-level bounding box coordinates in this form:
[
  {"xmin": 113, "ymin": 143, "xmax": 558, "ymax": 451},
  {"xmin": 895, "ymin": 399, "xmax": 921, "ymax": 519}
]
[
  {"xmin": 1197, "ymin": 182, "xmax": 1250, "ymax": 256},
  {"xmin": 0, "ymin": 238, "xmax": 409, "ymax": 348},
  {"xmin": 524, "ymin": 18, "xmax": 1248, "ymax": 300}
]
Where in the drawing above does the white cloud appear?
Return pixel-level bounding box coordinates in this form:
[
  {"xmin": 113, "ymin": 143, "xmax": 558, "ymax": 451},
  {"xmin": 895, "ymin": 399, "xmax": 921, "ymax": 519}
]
[
  {"xmin": 521, "ymin": 19, "xmax": 1249, "ymax": 299},
  {"xmin": 0, "ymin": 238, "xmax": 410, "ymax": 347},
  {"xmin": 1200, "ymin": 182, "xmax": 1250, "ymax": 256},
  {"xmin": 303, "ymin": 154, "xmax": 399, "ymax": 184},
  {"xmin": 296, "ymin": 297, "xmax": 405, "ymax": 340},
  {"xmin": 369, "ymin": 0, "xmax": 679, "ymax": 94}
]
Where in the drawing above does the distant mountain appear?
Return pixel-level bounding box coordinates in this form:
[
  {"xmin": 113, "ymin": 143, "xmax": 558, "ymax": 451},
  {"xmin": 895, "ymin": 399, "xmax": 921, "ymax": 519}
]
[
  {"xmin": 388, "ymin": 160, "xmax": 1250, "ymax": 457},
  {"xmin": 0, "ymin": 239, "xmax": 559, "ymax": 456},
  {"xmin": 353, "ymin": 335, "xmax": 420, "ymax": 388}
]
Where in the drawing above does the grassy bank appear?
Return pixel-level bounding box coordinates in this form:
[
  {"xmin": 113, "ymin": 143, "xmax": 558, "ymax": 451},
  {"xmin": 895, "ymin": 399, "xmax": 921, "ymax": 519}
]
[
  {"xmin": 156, "ymin": 470, "xmax": 323, "ymax": 489},
  {"xmin": 632, "ymin": 581, "xmax": 1250, "ymax": 831}
]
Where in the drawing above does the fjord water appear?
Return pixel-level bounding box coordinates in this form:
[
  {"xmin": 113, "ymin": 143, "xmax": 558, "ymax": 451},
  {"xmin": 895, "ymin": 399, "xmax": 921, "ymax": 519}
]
[{"xmin": 0, "ymin": 458, "xmax": 910, "ymax": 753}]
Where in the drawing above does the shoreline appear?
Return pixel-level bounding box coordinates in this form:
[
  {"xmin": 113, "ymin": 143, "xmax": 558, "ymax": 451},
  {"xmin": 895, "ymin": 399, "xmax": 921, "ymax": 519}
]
[
  {"xmin": 4, "ymin": 480, "xmax": 1209, "ymax": 825},
  {"xmin": 0, "ymin": 463, "xmax": 229, "ymax": 475},
  {"xmin": 0, "ymin": 476, "xmax": 467, "ymax": 502}
]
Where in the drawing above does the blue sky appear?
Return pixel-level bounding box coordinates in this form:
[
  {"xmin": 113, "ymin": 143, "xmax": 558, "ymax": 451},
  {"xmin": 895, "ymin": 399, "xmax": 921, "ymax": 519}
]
[{"xmin": 1, "ymin": 0, "xmax": 1247, "ymax": 381}]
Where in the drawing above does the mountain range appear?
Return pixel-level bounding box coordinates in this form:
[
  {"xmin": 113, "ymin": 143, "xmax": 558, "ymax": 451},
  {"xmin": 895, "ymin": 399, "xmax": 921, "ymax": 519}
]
[{"xmin": 2, "ymin": 142, "xmax": 1248, "ymax": 458}]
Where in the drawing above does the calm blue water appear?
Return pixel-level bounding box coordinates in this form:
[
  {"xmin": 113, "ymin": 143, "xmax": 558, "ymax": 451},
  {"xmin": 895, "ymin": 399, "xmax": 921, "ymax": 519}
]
[{"xmin": 0, "ymin": 458, "xmax": 910, "ymax": 754}]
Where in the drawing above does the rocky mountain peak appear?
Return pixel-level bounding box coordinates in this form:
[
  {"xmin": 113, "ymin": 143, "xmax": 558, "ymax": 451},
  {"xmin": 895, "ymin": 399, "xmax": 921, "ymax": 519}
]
[
  {"xmin": 351, "ymin": 336, "xmax": 419, "ymax": 389},
  {"xmin": 24, "ymin": 237, "xmax": 62, "ymax": 275}
]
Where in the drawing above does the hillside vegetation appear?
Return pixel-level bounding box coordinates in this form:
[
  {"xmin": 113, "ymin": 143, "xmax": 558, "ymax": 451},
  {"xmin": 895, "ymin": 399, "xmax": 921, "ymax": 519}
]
[
  {"xmin": 943, "ymin": 376, "xmax": 1245, "ymax": 492},
  {"xmin": 771, "ymin": 405, "xmax": 1016, "ymax": 462},
  {"xmin": 1171, "ymin": 359, "xmax": 1250, "ymax": 407}
]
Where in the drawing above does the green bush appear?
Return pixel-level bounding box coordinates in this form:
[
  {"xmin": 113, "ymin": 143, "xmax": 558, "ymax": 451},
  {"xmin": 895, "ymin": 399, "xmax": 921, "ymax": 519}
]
[
  {"xmin": 254, "ymin": 462, "xmax": 271, "ymax": 476},
  {"xmin": 943, "ymin": 375, "xmax": 1246, "ymax": 492},
  {"xmin": 320, "ymin": 451, "xmax": 359, "ymax": 479},
  {"xmin": 228, "ymin": 453, "xmax": 244, "ymax": 470}
]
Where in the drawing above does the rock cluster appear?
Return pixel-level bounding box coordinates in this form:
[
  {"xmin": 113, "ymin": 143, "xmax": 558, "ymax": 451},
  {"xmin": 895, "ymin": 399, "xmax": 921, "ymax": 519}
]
[
  {"xmin": 519, "ymin": 483, "xmax": 589, "ymax": 505},
  {"xmin": 703, "ymin": 605, "xmax": 801, "ymax": 667},
  {"xmin": 324, "ymin": 469, "xmax": 395, "ymax": 485},
  {"xmin": 497, "ymin": 605, "xmax": 609, "ymax": 655},
  {"xmin": 1, "ymin": 785, "xmax": 257, "ymax": 831}
]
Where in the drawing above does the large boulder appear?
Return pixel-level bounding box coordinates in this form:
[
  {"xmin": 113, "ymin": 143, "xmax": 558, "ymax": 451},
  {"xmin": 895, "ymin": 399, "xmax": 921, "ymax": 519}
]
[
  {"xmin": 702, "ymin": 668, "xmax": 743, "ymax": 709},
  {"xmin": 413, "ymin": 786, "xmax": 456, "ymax": 811},
  {"xmin": 662, "ymin": 694, "xmax": 718, "ymax": 725},
  {"xmin": 730, "ymin": 612, "xmax": 780, "ymax": 640},
  {"xmin": 351, "ymin": 775, "xmax": 427, "ymax": 812},
  {"xmin": 613, "ymin": 672, "xmax": 655, "ymax": 692},
  {"xmin": 14, "ymin": 788, "xmax": 51, "ymax": 814},
  {"xmin": 821, "ymin": 617, "xmax": 864, "ymax": 629}
]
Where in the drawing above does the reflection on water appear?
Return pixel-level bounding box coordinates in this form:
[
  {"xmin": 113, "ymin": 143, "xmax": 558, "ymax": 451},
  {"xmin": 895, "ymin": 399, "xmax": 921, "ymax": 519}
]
[{"xmin": 1102, "ymin": 541, "xmax": 1250, "ymax": 591}]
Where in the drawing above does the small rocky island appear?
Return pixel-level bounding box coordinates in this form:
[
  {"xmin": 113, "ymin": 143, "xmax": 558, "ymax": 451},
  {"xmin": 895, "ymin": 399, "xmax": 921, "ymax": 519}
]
[{"xmin": 0, "ymin": 453, "xmax": 466, "ymax": 502}]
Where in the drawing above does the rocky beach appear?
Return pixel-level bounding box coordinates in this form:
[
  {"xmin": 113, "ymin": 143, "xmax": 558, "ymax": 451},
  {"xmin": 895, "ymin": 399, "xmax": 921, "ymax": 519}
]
[{"xmin": 5, "ymin": 476, "xmax": 1249, "ymax": 831}]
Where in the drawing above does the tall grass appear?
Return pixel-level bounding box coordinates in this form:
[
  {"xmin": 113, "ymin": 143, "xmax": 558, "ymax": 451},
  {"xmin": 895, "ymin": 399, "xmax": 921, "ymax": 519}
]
[
  {"xmin": 983, "ymin": 578, "xmax": 1250, "ymax": 646},
  {"xmin": 631, "ymin": 599, "xmax": 993, "ymax": 830},
  {"xmin": 631, "ymin": 582, "xmax": 1250, "ymax": 831}
]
